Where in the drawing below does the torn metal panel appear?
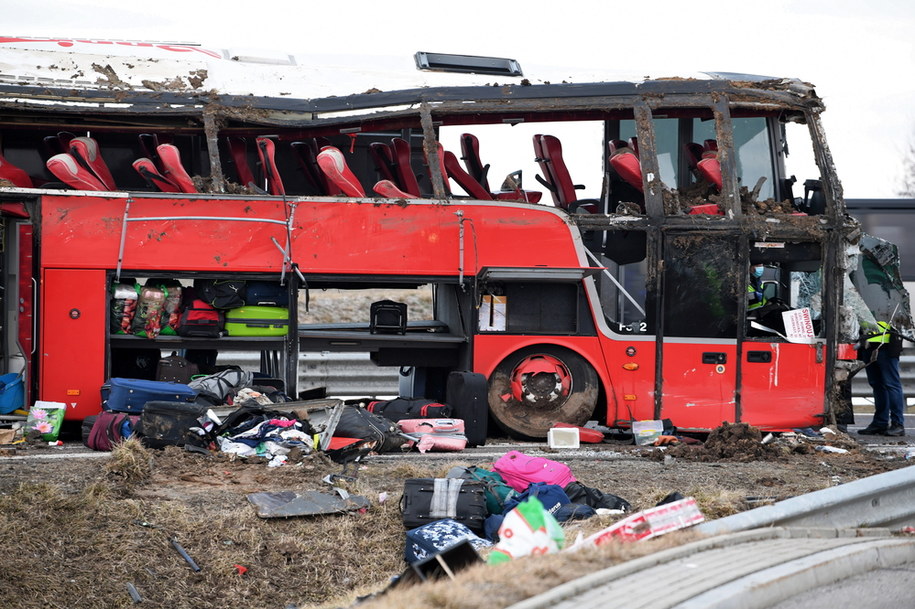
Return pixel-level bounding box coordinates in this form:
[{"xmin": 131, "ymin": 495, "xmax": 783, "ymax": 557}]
[
  {"xmin": 848, "ymin": 233, "xmax": 913, "ymax": 338},
  {"xmin": 247, "ymin": 488, "xmax": 370, "ymax": 518}
]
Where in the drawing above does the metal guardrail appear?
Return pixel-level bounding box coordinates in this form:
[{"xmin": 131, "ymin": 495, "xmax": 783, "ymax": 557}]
[
  {"xmin": 695, "ymin": 464, "xmax": 915, "ymax": 534},
  {"xmin": 851, "ymin": 353, "xmax": 915, "ymax": 398},
  {"xmin": 220, "ymin": 351, "xmax": 400, "ymax": 397}
]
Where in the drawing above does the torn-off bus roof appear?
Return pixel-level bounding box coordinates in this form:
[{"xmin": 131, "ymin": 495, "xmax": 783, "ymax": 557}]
[{"xmin": 0, "ymin": 36, "xmax": 819, "ymax": 124}]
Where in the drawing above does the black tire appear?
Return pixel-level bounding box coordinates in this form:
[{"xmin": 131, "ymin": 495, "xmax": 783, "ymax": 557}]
[{"xmin": 487, "ymin": 345, "xmax": 599, "ymax": 439}]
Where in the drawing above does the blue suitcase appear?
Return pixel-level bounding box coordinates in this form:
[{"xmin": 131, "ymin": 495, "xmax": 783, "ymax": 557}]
[{"xmin": 102, "ymin": 377, "xmax": 198, "ymax": 414}]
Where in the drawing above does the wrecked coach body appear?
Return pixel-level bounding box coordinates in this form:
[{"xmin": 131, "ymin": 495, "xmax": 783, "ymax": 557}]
[{"xmin": 0, "ymin": 39, "xmax": 908, "ymax": 438}]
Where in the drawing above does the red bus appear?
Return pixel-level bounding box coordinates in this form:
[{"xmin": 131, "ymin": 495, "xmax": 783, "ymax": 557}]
[{"xmin": 0, "ymin": 40, "xmax": 903, "ymax": 437}]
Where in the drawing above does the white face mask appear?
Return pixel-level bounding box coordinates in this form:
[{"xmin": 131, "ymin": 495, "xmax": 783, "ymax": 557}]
[{"xmin": 752, "ymin": 266, "xmax": 764, "ymax": 278}]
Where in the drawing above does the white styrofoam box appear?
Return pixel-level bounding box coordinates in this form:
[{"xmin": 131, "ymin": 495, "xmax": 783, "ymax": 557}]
[{"xmin": 548, "ymin": 427, "xmax": 579, "ymax": 449}]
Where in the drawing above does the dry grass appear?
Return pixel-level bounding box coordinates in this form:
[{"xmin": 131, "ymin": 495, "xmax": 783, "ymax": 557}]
[{"xmin": 0, "ymin": 436, "xmax": 904, "ymax": 609}]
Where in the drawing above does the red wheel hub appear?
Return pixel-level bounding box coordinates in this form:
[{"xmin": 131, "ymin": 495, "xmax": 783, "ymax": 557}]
[{"xmin": 509, "ymin": 354, "xmax": 571, "ymax": 408}]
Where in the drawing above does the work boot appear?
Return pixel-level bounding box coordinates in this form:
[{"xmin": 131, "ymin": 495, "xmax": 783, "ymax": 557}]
[
  {"xmin": 884, "ymin": 424, "xmax": 906, "ymax": 437},
  {"xmin": 858, "ymin": 424, "xmax": 887, "ymax": 435}
]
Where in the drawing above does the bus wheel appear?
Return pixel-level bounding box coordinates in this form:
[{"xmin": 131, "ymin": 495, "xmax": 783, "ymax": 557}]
[{"xmin": 487, "ymin": 346, "xmax": 599, "ymax": 439}]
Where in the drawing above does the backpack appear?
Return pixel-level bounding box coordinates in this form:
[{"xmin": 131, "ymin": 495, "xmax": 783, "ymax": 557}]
[
  {"xmin": 84, "ymin": 411, "xmax": 140, "ymax": 451},
  {"xmin": 492, "ymin": 450, "xmax": 576, "ymax": 492},
  {"xmin": 502, "ymin": 482, "xmax": 570, "ymax": 517},
  {"xmin": 194, "ymin": 278, "xmax": 246, "ymax": 309}
]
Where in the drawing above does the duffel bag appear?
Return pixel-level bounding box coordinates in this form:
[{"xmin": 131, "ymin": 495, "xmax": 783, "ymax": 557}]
[
  {"xmin": 194, "ymin": 278, "xmax": 246, "ymax": 309},
  {"xmin": 365, "ymin": 397, "xmax": 451, "ymax": 423},
  {"xmin": 332, "ymin": 406, "xmax": 408, "ymax": 454},
  {"xmin": 400, "ymin": 478, "xmax": 487, "ymax": 533},
  {"xmin": 84, "ymin": 411, "xmax": 141, "ymax": 451},
  {"xmin": 188, "ymin": 368, "xmax": 253, "ymax": 406}
]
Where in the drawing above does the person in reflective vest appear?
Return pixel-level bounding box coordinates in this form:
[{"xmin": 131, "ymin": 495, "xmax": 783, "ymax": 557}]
[
  {"xmin": 748, "ymin": 264, "xmax": 766, "ymax": 313},
  {"xmin": 857, "ymin": 321, "xmax": 906, "ymax": 437}
]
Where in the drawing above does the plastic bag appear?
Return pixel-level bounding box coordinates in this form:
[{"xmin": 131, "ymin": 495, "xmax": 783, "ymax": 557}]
[
  {"xmin": 25, "ymin": 401, "xmax": 66, "ymax": 442},
  {"xmin": 487, "ymin": 496, "xmax": 564, "ymax": 564}
]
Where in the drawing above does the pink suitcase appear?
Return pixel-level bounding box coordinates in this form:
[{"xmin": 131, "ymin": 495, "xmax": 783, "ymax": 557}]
[
  {"xmin": 398, "ymin": 418, "xmax": 467, "ymax": 453},
  {"xmin": 492, "ymin": 450, "xmax": 576, "ymax": 492}
]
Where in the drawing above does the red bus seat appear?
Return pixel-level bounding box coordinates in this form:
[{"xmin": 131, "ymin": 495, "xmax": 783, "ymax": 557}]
[
  {"xmin": 684, "ymin": 142, "xmax": 705, "ymax": 172},
  {"xmin": 609, "ymin": 150, "xmax": 643, "ymax": 192},
  {"xmin": 628, "ymin": 136, "xmax": 639, "ymax": 158},
  {"xmin": 225, "ymin": 136, "xmax": 256, "ymax": 188},
  {"xmin": 696, "ymin": 157, "xmax": 723, "ymax": 190},
  {"xmin": 459, "ymin": 133, "xmax": 491, "ymax": 192},
  {"xmin": 291, "ymin": 139, "xmax": 341, "ymax": 195},
  {"xmin": 373, "ymin": 179, "xmax": 413, "ymax": 198},
  {"xmin": 426, "ymin": 142, "xmax": 450, "ymax": 195},
  {"xmin": 533, "ymin": 134, "xmax": 583, "ymax": 209},
  {"xmin": 46, "ymin": 153, "xmax": 107, "ymax": 190},
  {"xmin": 156, "ymin": 144, "xmax": 197, "ymax": 193},
  {"xmin": 68, "ymin": 136, "xmax": 116, "ymax": 190},
  {"xmin": 607, "ymin": 139, "xmax": 629, "ymax": 156},
  {"xmin": 132, "ymin": 158, "xmax": 181, "ymax": 192},
  {"xmin": 316, "ymin": 146, "xmax": 365, "ymax": 197},
  {"xmin": 391, "ymin": 137, "xmax": 421, "ymax": 197},
  {"xmin": 443, "ymin": 150, "xmax": 491, "ymax": 199},
  {"xmin": 0, "ymin": 151, "xmax": 33, "ymax": 188},
  {"xmin": 255, "ymin": 137, "xmax": 285, "ymax": 196},
  {"xmin": 369, "ymin": 142, "xmax": 397, "ymax": 184}
]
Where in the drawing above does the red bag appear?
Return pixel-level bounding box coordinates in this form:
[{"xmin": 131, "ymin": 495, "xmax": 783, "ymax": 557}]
[
  {"xmin": 177, "ymin": 298, "xmax": 224, "ymax": 338},
  {"xmin": 492, "ymin": 450, "xmax": 576, "ymax": 492},
  {"xmin": 85, "ymin": 411, "xmax": 140, "ymax": 451}
]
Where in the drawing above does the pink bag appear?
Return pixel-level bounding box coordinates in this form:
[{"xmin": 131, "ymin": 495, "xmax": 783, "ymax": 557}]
[
  {"xmin": 492, "ymin": 450, "xmax": 576, "ymax": 492},
  {"xmin": 398, "ymin": 418, "xmax": 467, "ymax": 453}
]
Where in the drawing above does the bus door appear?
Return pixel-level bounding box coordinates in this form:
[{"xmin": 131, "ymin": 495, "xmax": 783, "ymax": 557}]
[
  {"xmin": 740, "ymin": 243, "xmax": 826, "ymax": 429},
  {"xmin": 659, "ymin": 234, "xmax": 740, "ymax": 428},
  {"xmin": 39, "ymin": 268, "xmax": 107, "ymax": 419}
]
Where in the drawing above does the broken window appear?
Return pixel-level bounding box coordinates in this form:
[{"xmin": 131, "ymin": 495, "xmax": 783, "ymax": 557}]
[
  {"xmin": 592, "ymin": 230, "xmax": 650, "ymax": 335},
  {"xmin": 748, "ymin": 241, "xmax": 825, "ymax": 340},
  {"xmin": 438, "ymin": 121, "xmax": 604, "ymax": 205},
  {"xmin": 662, "ymin": 235, "xmax": 739, "ymax": 338}
]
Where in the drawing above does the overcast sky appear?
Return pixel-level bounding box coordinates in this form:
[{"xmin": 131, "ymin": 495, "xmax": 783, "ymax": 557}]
[{"xmin": 4, "ymin": 0, "xmax": 914, "ymax": 198}]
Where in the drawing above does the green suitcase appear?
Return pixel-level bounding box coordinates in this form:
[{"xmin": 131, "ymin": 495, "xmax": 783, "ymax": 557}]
[{"xmin": 224, "ymin": 306, "xmax": 289, "ymax": 336}]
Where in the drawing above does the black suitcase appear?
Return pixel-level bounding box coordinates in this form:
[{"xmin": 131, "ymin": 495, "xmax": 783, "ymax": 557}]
[
  {"xmin": 370, "ymin": 300, "xmax": 407, "ymax": 334},
  {"xmin": 400, "ymin": 478, "xmax": 487, "ymax": 533},
  {"xmin": 365, "ymin": 397, "xmax": 451, "ymax": 423},
  {"xmin": 446, "ymin": 371, "xmax": 488, "ymax": 447},
  {"xmin": 156, "ymin": 352, "xmax": 200, "ymax": 384},
  {"xmin": 139, "ymin": 400, "xmax": 209, "ymax": 449}
]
